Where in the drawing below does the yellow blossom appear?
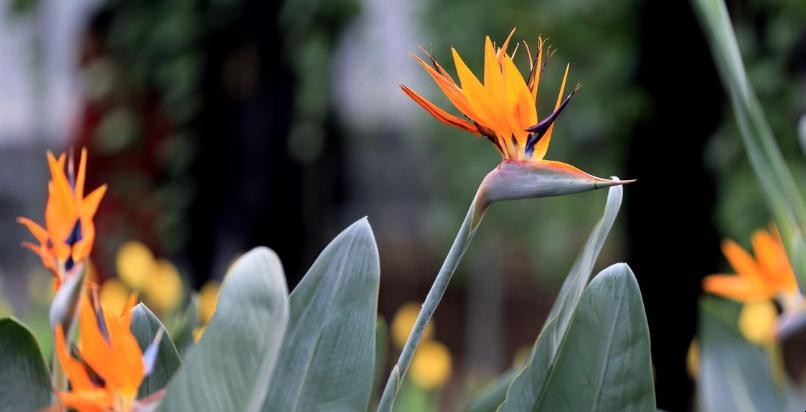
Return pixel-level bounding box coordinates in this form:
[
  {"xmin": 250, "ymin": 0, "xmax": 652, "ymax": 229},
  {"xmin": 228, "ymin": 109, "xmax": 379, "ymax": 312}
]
[
  {"xmin": 739, "ymin": 300, "xmax": 777, "ymax": 346},
  {"xmin": 409, "ymin": 340, "xmax": 452, "ymax": 390},
  {"xmin": 391, "ymin": 302, "xmax": 434, "ymax": 349}
]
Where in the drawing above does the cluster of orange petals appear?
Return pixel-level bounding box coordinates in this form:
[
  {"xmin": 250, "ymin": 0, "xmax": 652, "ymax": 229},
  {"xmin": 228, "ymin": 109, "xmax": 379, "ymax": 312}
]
[
  {"xmin": 703, "ymin": 226, "xmax": 798, "ymax": 302},
  {"xmin": 54, "ymin": 293, "xmax": 146, "ymax": 412},
  {"xmin": 400, "ymin": 28, "xmax": 575, "ymax": 161},
  {"xmin": 18, "ymin": 148, "xmax": 106, "ymax": 287}
]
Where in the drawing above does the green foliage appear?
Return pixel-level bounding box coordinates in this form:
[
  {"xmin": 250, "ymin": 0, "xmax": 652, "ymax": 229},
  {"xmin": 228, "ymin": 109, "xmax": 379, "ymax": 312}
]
[
  {"xmin": 0, "ymin": 318, "xmax": 51, "ymax": 412},
  {"xmin": 130, "ymin": 304, "xmax": 182, "ymax": 398},
  {"xmin": 501, "ymin": 184, "xmax": 623, "ymax": 410},
  {"xmin": 697, "ymin": 298, "xmax": 796, "ymax": 411},
  {"xmin": 170, "ymin": 295, "xmax": 199, "ymax": 358},
  {"xmin": 157, "ymin": 247, "xmax": 290, "ymax": 412},
  {"xmin": 532, "ymin": 263, "xmax": 654, "ymax": 411},
  {"xmin": 263, "ymin": 218, "xmax": 380, "ymax": 412},
  {"xmin": 693, "ymin": 0, "xmax": 806, "ymax": 289}
]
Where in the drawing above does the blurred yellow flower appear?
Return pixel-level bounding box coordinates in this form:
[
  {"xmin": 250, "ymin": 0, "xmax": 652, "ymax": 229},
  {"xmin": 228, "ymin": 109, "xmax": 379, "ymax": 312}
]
[
  {"xmin": 739, "ymin": 300, "xmax": 777, "ymax": 346},
  {"xmin": 391, "ymin": 302, "xmax": 433, "ymax": 349},
  {"xmin": 193, "ymin": 325, "xmax": 207, "ymax": 343},
  {"xmin": 116, "ymin": 241, "xmax": 155, "ymax": 290},
  {"xmin": 100, "ymin": 278, "xmax": 130, "ymax": 317},
  {"xmin": 198, "ymin": 281, "xmax": 221, "ymax": 324},
  {"xmin": 409, "ymin": 340, "xmax": 452, "ymax": 390},
  {"xmin": 512, "ymin": 345, "xmax": 532, "ymax": 368},
  {"xmin": 144, "ymin": 260, "xmax": 184, "ymax": 313},
  {"xmin": 686, "ymin": 339, "xmax": 699, "ymax": 379}
]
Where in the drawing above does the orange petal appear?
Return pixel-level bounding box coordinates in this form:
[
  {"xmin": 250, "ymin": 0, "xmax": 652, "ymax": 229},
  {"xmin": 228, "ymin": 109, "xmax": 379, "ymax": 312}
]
[
  {"xmin": 413, "ymin": 55, "xmax": 479, "ymax": 123},
  {"xmin": 75, "ymin": 148, "xmax": 87, "ymax": 200},
  {"xmin": 54, "ymin": 324, "xmax": 96, "ymax": 390},
  {"xmin": 722, "ymin": 239, "xmax": 764, "ymax": 282},
  {"xmin": 17, "ymin": 217, "xmax": 49, "ymax": 244},
  {"xmin": 57, "ymin": 388, "xmax": 114, "ymax": 412},
  {"xmin": 496, "ymin": 28, "xmax": 517, "ymax": 64},
  {"xmin": 532, "ymin": 63, "xmax": 569, "ymax": 160},
  {"xmin": 452, "ymin": 47, "xmax": 506, "ymax": 139},
  {"xmin": 703, "ymin": 274, "xmax": 774, "ymax": 302},
  {"xmin": 752, "ymin": 229, "xmax": 797, "ymax": 293},
  {"xmin": 400, "ymin": 85, "xmax": 480, "ymax": 135}
]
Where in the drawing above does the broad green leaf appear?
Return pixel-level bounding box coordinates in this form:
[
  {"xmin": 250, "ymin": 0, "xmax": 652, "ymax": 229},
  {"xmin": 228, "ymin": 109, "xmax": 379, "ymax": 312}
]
[
  {"xmin": 131, "ymin": 303, "xmax": 182, "ymax": 398},
  {"xmin": 692, "ymin": 0, "xmax": 806, "ymax": 289},
  {"xmin": 465, "ymin": 369, "xmax": 517, "ymax": 412},
  {"xmin": 0, "ymin": 318, "xmax": 51, "ymax": 412},
  {"xmin": 170, "ymin": 295, "xmax": 198, "ymax": 358},
  {"xmin": 263, "ymin": 218, "xmax": 380, "ymax": 412},
  {"xmin": 698, "ymin": 297, "xmax": 796, "ymax": 412},
  {"xmin": 534, "ymin": 264, "xmax": 655, "ymax": 411},
  {"xmin": 499, "ymin": 184, "xmax": 623, "ymax": 411},
  {"xmin": 158, "ymin": 247, "xmax": 290, "ymax": 412}
]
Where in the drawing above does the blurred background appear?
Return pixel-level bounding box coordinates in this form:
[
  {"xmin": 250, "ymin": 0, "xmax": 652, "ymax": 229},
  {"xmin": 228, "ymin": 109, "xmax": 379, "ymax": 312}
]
[{"xmin": 0, "ymin": 0, "xmax": 805, "ymax": 410}]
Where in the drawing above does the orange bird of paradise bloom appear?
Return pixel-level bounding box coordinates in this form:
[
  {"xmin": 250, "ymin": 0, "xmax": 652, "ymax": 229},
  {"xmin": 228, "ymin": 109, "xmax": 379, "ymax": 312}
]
[
  {"xmin": 703, "ymin": 226, "xmax": 799, "ymax": 305},
  {"xmin": 54, "ymin": 291, "xmax": 162, "ymax": 412},
  {"xmin": 17, "ymin": 148, "xmax": 106, "ymax": 288},
  {"xmin": 400, "ymin": 28, "xmax": 580, "ymax": 163}
]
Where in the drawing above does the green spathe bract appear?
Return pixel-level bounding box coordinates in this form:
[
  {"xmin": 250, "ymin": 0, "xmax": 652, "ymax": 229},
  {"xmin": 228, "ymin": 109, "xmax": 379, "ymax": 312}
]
[
  {"xmin": 130, "ymin": 303, "xmax": 182, "ymax": 398},
  {"xmin": 0, "ymin": 318, "xmax": 51, "ymax": 412},
  {"xmin": 157, "ymin": 247, "xmax": 290, "ymax": 412},
  {"xmin": 263, "ymin": 218, "xmax": 380, "ymax": 412}
]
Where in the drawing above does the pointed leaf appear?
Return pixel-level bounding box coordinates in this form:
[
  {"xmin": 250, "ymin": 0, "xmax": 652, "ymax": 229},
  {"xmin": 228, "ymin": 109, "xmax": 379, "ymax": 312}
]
[
  {"xmin": 500, "ymin": 184, "xmax": 623, "ymax": 410},
  {"xmin": 263, "ymin": 218, "xmax": 380, "ymax": 412},
  {"xmin": 158, "ymin": 247, "xmax": 290, "ymax": 412},
  {"xmin": 131, "ymin": 303, "xmax": 182, "ymax": 398},
  {"xmin": 465, "ymin": 369, "xmax": 517, "ymax": 412},
  {"xmin": 0, "ymin": 318, "xmax": 51, "ymax": 412},
  {"xmin": 533, "ymin": 264, "xmax": 655, "ymax": 411},
  {"xmin": 170, "ymin": 295, "xmax": 198, "ymax": 358}
]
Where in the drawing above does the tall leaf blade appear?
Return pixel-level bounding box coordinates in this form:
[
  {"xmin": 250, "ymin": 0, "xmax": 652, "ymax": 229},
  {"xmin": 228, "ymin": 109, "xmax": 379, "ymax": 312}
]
[
  {"xmin": 131, "ymin": 303, "xmax": 182, "ymax": 398},
  {"xmin": 263, "ymin": 218, "xmax": 380, "ymax": 412},
  {"xmin": 534, "ymin": 264, "xmax": 655, "ymax": 411},
  {"xmin": 0, "ymin": 318, "xmax": 51, "ymax": 412},
  {"xmin": 692, "ymin": 0, "xmax": 806, "ymax": 289},
  {"xmin": 499, "ymin": 184, "xmax": 623, "ymax": 411},
  {"xmin": 158, "ymin": 247, "xmax": 290, "ymax": 412}
]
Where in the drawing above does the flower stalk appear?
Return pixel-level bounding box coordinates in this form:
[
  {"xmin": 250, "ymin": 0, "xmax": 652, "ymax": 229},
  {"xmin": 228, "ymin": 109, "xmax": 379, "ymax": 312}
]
[{"xmin": 378, "ymin": 189, "xmax": 487, "ymax": 412}]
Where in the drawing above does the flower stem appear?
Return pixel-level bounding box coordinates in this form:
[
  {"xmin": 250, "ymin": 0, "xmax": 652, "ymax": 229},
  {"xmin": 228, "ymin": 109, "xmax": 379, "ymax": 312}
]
[{"xmin": 377, "ymin": 191, "xmax": 488, "ymax": 411}]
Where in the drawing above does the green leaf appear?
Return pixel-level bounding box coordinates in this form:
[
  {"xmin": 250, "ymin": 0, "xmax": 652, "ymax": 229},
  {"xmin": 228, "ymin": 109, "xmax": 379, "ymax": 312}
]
[
  {"xmin": 697, "ymin": 297, "xmax": 794, "ymax": 412},
  {"xmin": 158, "ymin": 247, "xmax": 290, "ymax": 412},
  {"xmin": 0, "ymin": 318, "xmax": 51, "ymax": 412},
  {"xmin": 131, "ymin": 303, "xmax": 182, "ymax": 398},
  {"xmin": 465, "ymin": 369, "xmax": 517, "ymax": 412},
  {"xmin": 499, "ymin": 184, "xmax": 623, "ymax": 411},
  {"xmin": 263, "ymin": 218, "xmax": 380, "ymax": 412},
  {"xmin": 532, "ymin": 264, "xmax": 655, "ymax": 411},
  {"xmin": 170, "ymin": 295, "xmax": 198, "ymax": 358},
  {"xmin": 692, "ymin": 0, "xmax": 806, "ymax": 290}
]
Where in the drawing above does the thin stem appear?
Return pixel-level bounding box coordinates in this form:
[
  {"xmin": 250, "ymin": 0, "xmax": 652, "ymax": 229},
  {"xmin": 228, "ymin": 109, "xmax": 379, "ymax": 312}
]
[{"xmin": 377, "ymin": 191, "xmax": 488, "ymax": 411}]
